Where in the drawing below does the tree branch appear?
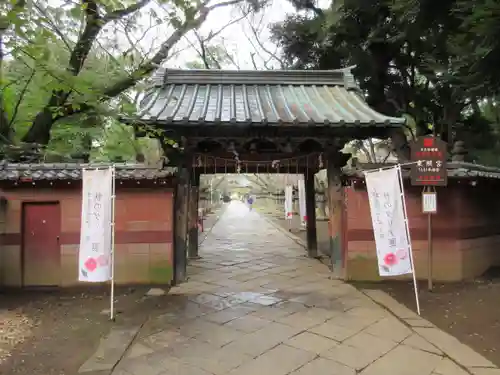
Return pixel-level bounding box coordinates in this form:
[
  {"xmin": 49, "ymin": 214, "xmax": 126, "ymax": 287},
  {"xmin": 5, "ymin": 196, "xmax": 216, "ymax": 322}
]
[
  {"xmin": 102, "ymin": 0, "xmax": 247, "ymax": 99},
  {"xmin": 32, "ymin": 1, "xmax": 72, "ymax": 52},
  {"xmin": 219, "ymin": 39, "xmax": 240, "ymax": 69},
  {"xmin": 205, "ymin": 9, "xmax": 250, "ymax": 42},
  {"xmin": 23, "ymin": 0, "xmax": 253, "ymax": 146},
  {"xmin": 249, "ymin": 52, "xmax": 258, "ymax": 69},
  {"xmin": 192, "ymin": 32, "xmax": 212, "ymax": 69},
  {"xmin": 120, "ymin": 11, "xmax": 157, "ymax": 58},
  {"xmin": 102, "ymin": 0, "xmax": 151, "ymax": 22},
  {"xmin": 22, "ymin": 0, "xmax": 151, "ymax": 144},
  {"xmin": 245, "ymin": 12, "xmax": 286, "ymax": 69},
  {"xmin": 0, "ymin": 0, "xmax": 27, "ymax": 143},
  {"xmin": 8, "ymin": 68, "xmax": 36, "ymax": 128}
]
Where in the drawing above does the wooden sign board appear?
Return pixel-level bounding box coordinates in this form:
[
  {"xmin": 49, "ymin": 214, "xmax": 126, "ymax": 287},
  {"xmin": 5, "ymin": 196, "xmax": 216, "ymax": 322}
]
[
  {"xmin": 410, "ymin": 136, "xmax": 448, "ymax": 186},
  {"xmin": 422, "ymin": 191, "xmax": 437, "ymax": 214}
]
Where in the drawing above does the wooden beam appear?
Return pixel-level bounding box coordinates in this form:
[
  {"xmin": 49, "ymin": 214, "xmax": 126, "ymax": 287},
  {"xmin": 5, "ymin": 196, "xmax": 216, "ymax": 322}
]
[
  {"xmin": 130, "ymin": 121, "xmax": 395, "ymax": 139},
  {"xmin": 188, "ymin": 173, "xmax": 201, "ymax": 259},
  {"xmin": 305, "ymin": 172, "xmax": 318, "ymax": 258},
  {"xmin": 192, "ymin": 166, "xmax": 320, "ymax": 174}
]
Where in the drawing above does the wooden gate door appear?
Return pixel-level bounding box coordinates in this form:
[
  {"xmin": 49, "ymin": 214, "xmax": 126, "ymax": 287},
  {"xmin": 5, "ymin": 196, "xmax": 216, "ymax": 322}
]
[{"xmin": 23, "ymin": 203, "xmax": 61, "ymax": 286}]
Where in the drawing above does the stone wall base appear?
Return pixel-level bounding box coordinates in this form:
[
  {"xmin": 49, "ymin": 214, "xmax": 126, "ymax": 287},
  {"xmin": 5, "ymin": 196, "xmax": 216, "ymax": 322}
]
[
  {"xmin": 347, "ymin": 236, "xmax": 500, "ymax": 282},
  {"xmin": 1, "ymin": 243, "xmax": 173, "ymax": 288}
]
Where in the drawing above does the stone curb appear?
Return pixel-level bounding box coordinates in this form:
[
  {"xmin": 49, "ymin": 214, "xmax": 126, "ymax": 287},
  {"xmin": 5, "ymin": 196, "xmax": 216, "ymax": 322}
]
[
  {"xmin": 198, "ymin": 203, "xmax": 228, "ymax": 246},
  {"xmin": 259, "ymin": 212, "xmax": 308, "ymax": 249},
  {"xmin": 259, "ymin": 211, "xmax": 339, "ymax": 276},
  {"xmin": 77, "ymin": 326, "xmax": 141, "ymax": 375},
  {"xmin": 362, "ymin": 289, "xmax": 498, "ymax": 374}
]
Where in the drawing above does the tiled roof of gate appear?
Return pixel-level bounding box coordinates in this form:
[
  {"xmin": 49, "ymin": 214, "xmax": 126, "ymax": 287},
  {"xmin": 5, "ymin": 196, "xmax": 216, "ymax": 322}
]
[
  {"xmin": 136, "ymin": 68, "xmax": 405, "ymax": 127},
  {"xmin": 0, "ymin": 162, "xmax": 175, "ymax": 181},
  {"xmin": 345, "ymin": 162, "xmax": 500, "ymax": 179}
]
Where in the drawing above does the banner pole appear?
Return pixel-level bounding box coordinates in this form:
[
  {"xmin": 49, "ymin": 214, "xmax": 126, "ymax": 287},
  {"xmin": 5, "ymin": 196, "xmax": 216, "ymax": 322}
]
[
  {"xmin": 110, "ymin": 165, "xmax": 116, "ymax": 321},
  {"xmin": 363, "ymin": 161, "xmax": 419, "ymax": 174},
  {"xmin": 397, "ymin": 165, "xmax": 421, "ymax": 315}
]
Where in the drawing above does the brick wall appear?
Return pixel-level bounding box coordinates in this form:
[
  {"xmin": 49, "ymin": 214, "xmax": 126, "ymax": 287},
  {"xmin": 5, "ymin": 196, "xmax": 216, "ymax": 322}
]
[
  {"xmin": 346, "ymin": 179, "xmax": 500, "ymax": 282},
  {"xmin": 0, "ymin": 186, "xmax": 174, "ymax": 287}
]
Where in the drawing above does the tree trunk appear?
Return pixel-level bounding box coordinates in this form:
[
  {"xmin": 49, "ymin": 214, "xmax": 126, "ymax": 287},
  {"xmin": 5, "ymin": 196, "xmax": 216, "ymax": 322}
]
[
  {"xmin": 22, "ymin": 97, "xmax": 64, "ymax": 145},
  {"xmin": 0, "ymin": 32, "xmax": 11, "ymax": 143},
  {"xmin": 390, "ymin": 128, "xmax": 411, "ymax": 161},
  {"xmin": 0, "ymin": 1, "xmax": 26, "ymax": 145}
]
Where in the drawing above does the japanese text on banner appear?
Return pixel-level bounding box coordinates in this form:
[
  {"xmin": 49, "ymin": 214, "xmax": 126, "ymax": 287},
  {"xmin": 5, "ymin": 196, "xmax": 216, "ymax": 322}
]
[
  {"xmin": 78, "ymin": 168, "xmax": 113, "ymax": 282},
  {"xmin": 365, "ymin": 168, "xmax": 413, "ymax": 276}
]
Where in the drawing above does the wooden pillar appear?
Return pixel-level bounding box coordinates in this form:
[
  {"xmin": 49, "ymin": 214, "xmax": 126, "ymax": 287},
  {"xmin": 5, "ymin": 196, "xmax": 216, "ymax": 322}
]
[
  {"xmin": 305, "ymin": 172, "xmax": 318, "ymax": 258},
  {"xmin": 326, "ymin": 151, "xmax": 349, "ymax": 276},
  {"xmin": 188, "ymin": 173, "xmax": 201, "ymax": 259},
  {"xmin": 173, "ymin": 167, "xmax": 190, "ymax": 285}
]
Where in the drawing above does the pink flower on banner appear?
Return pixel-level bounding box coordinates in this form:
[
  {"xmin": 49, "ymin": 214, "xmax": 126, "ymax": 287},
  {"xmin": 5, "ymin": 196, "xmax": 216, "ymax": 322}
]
[
  {"xmin": 84, "ymin": 258, "xmax": 97, "ymax": 272},
  {"xmin": 287, "ymin": 212, "xmax": 292, "ymax": 217},
  {"xmin": 303, "ymin": 216, "xmax": 308, "ymax": 221},
  {"xmin": 97, "ymin": 255, "xmax": 109, "ymax": 267},
  {"xmin": 384, "ymin": 253, "xmax": 398, "ymax": 266},
  {"xmin": 396, "ymin": 249, "xmax": 408, "ymax": 260}
]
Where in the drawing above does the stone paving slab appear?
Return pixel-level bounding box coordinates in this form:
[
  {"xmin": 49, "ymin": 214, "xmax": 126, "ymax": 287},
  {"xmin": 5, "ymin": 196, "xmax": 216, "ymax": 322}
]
[
  {"xmin": 362, "ymin": 289, "xmax": 498, "ymax": 374},
  {"xmin": 107, "ymin": 201, "xmax": 498, "ymax": 375},
  {"xmin": 359, "ymin": 344, "xmax": 443, "ymax": 375},
  {"xmin": 78, "ymin": 326, "xmax": 140, "ymax": 373}
]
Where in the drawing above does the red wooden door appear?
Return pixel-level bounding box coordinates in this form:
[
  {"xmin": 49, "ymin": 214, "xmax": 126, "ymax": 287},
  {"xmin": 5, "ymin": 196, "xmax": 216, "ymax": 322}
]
[{"xmin": 23, "ymin": 203, "xmax": 61, "ymax": 286}]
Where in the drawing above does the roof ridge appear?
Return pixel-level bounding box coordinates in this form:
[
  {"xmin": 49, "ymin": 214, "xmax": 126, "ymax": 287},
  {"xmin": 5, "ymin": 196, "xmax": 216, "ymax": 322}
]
[
  {"xmin": 151, "ymin": 67, "xmax": 357, "ymax": 88},
  {"xmin": 0, "ymin": 163, "xmax": 177, "ymax": 182},
  {"xmin": 1, "ymin": 162, "xmax": 173, "ymax": 170}
]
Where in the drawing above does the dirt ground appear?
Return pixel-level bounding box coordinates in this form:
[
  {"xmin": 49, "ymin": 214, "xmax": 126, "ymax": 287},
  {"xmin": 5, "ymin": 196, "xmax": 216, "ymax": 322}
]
[
  {"xmin": 359, "ymin": 277, "xmax": 500, "ymax": 367},
  {"xmin": 0, "ymin": 285, "xmax": 179, "ymax": 375}
]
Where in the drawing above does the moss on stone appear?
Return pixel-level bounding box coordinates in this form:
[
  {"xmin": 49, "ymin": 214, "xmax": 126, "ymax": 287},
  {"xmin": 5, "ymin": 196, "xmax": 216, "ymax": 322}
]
[
  {"xmin": 347, "ymin": 256, "xmax": 382, "ymax": 281},
  {"xmin": 149, "ymin": 261, "xmax": 173, "ymax": 284}
]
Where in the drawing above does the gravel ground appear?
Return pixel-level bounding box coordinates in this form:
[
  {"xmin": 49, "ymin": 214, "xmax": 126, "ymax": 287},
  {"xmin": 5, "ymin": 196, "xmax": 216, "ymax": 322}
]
[
  {"xmin": 0, "ymin": 308, "xmax": 34, "ymax": 366},
  {"xmin": 0, "ymin": 286, "xmax": 181, "ymax": 375}
]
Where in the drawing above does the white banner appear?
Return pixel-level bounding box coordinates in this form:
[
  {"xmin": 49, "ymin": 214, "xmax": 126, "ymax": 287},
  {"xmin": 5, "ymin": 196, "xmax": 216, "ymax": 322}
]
[
  {"xmin": 79, "ymin": 168, "xmax": 113, "ymax": 282},
  {"xmin": 298, "ymin": 178, "xmax": 307, "ymax": 225},
  {"xmin": 365, "ymin": 167, "xmax": 413, "ymax": 276},
  {"xmin": 284, "ymin": 185, "xmax": 293, "ymax": 219}
]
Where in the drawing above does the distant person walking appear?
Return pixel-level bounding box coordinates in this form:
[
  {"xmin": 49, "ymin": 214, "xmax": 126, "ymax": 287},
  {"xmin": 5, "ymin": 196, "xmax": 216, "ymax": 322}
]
[{"xmin": 247, "ymin": 196, "xmax": 254, "ymax": 211}]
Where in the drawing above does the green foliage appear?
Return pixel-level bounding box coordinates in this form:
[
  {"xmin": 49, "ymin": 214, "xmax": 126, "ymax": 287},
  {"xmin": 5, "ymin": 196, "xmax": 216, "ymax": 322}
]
[
  {"xmin": 2, "ymin": 40, "xmax": 135, "ymax": 159},
  {"xmin": 185, "ymin": 44, "xmax": 236, "ymax": 69},
  {"xmin": 451, "ymin": 0, "xmax": 500, "ymax": 96},
  {"xmin": 0, "ymin": 0, "xmax": 261, "ymax": 160},
  {"xmin": 91, "ymin": 120, "xmax": 141, "ymax": 162},
  {"xmin": 270, "ymin": 0, "xmax": 500, "ymax": 164}
]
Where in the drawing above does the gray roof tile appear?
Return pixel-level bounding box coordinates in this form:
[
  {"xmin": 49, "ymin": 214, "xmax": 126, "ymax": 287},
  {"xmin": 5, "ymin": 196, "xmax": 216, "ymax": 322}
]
[
  {"xmin": 345, "ymin": 162, "xmax": 500, "ymax": 179},
  {"xmin": 137, "ymin": 69, "xmax": 405, "ymax": 127},
  {"xmin": 0, "ymin": 163, "xmax": 175, "ymax": 181}
]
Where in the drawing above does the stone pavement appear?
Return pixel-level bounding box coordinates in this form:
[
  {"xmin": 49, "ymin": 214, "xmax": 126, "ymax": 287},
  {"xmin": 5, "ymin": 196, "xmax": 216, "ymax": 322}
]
[{"xmin": 111, "ymin": 201, "xmax": 499, "ymax": 375}]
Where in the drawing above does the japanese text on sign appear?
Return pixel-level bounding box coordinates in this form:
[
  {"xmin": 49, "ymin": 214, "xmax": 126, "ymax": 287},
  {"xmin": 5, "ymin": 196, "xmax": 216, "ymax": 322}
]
[
  {"xmin": 78, "ymin": 169, "xmax": 113, "ymax": 283},
  {"xmin": 422, "ymin": 192, "xmax": 437, "ymax": 214},
  {"xmin": 410, "ymin": 136, "xmax": 448, "ymax": 186},
  {"xmin": 365, "ymin": 167, "xmax": 413, "ymax": 277}
]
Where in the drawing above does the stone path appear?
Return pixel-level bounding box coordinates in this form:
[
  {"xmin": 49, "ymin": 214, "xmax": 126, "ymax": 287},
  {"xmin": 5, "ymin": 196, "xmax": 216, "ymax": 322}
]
[{"xmin": 111, "ymin": 201, "xmax": 499, "ymax": 375}]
